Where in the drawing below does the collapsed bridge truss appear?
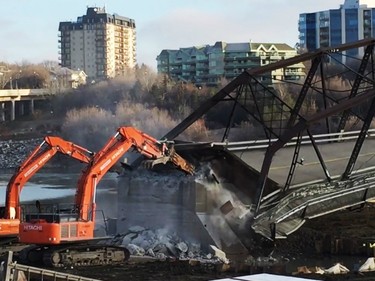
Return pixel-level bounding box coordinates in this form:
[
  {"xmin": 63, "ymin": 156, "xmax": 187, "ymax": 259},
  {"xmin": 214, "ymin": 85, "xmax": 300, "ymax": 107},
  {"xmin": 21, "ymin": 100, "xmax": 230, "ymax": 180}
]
[{"xmin": 164, "ymin": 38, "xmax": 375, "ymax": 239}]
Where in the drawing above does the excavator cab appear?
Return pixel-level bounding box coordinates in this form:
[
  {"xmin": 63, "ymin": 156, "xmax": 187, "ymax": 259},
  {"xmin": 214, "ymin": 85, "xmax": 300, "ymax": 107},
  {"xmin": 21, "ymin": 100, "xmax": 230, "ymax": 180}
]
[{"xmin": 22, "ymin": 202, "xmax": 79, "ymax": 224}]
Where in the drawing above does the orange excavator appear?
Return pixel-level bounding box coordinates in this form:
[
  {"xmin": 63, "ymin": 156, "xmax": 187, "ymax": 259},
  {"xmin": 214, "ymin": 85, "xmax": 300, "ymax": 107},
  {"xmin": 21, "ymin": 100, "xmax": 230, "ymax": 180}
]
[
  {"xmin": 18, "ymin": 127, "xmax": 194, "ymax": 267},
  {"xmin": 0, "ymin": 136, "xmax": 94, "ymax": 244}
]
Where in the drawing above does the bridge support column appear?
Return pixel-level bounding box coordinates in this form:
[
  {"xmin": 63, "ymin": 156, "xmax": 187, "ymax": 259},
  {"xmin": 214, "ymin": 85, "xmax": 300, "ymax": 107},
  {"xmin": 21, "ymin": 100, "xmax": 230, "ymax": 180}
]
[
  {"xmin": 0, "ymin": 103, "xmax": 5, "ymax": 122},
  {"xmin": 29, "ymin": 99, "xmax": 34, "ymax": 116},
  {"xmin": 10, "ymin": 100, "xmax": 15, "ymax": 121},
  {"xmin": 18, "ymin": 102, "xmax": 25, "ymax": 116}
]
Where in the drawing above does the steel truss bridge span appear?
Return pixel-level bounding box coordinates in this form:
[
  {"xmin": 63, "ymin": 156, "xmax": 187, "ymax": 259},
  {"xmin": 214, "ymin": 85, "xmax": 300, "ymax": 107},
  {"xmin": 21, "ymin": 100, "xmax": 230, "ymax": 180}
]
[{"xmin": 165, "ymin": 38, "xmax": 375, "ymax": 240}]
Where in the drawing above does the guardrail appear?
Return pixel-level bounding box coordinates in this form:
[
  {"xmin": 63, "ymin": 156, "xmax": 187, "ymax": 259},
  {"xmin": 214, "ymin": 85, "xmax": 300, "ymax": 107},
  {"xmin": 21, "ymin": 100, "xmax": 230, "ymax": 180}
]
[
  {"xmin": 252, "ymin": 171, "xmax": 375, "ymax": 238},
  {"xmin": 0, "ymin": 89, "xmax": 53, "ymax": 97},
  {"xmin": 211, "ymin": 129, "xmax": 375, "ymax": 151}
]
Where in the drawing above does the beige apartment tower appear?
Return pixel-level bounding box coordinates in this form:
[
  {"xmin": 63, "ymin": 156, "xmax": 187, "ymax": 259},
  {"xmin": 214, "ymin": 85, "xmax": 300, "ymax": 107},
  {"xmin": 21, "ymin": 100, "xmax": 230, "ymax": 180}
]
[{"xmin": 58, "ymin": 7, "xmax": 136, "ymax": 81}]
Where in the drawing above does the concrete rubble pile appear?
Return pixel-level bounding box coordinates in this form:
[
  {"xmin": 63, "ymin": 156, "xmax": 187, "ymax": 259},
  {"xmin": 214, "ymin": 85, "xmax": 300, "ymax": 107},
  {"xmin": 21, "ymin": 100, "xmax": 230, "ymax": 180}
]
[
  {"xmin": 358, "ymin": 257, "xmax": 375, "ymax": 272},
  {"xmin": 295, "ymin": 262, "xmax": 351, "ymax": 275},
  {"xmin": 111, "ymin": 226, "xmax": 229, "ymax": 264},
  {"xmin": 295, "ymin": 259, "xmax": 375, "ymax": 275},
  {"xmin": 0, "ymin": 138, "xmax": 42, "ymax": 169}
]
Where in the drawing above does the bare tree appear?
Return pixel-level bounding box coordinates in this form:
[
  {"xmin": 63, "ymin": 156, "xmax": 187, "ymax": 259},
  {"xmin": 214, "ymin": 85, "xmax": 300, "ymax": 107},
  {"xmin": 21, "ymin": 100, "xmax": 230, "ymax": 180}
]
[{"xmin": 61, "ymin": 107, "xmax": 116, "ymax": 151}]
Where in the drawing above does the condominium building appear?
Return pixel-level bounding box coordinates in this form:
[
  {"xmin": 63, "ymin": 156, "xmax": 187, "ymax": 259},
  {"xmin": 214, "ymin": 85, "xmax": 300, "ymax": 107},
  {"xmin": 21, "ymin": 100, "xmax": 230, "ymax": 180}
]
[
  {"xmin": 157, "ymin": 41, "xmax": 305, "ymax": 87},
  {"xmin": 298, "ymin": 0, "xmax": 375, "ymax": 59},
  {"xmin": 58, "ymin": 7, "xmax": 136, "ymax": 81}
]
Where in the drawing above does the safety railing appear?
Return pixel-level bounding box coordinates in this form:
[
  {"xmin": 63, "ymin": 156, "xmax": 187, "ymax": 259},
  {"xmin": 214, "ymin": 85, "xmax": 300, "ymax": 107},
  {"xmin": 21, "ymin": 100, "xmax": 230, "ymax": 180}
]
[
  {"xmin": 1, "ymin": 251, "xmax": 102, "ymax": 281},
  {"xmin": 211, "ymin": 128, "xmax": 375, "ymax": 151}
]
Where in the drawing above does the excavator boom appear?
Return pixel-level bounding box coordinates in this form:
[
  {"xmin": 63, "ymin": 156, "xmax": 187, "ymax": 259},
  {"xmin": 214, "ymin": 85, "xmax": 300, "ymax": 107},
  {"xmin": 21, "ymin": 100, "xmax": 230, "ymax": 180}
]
[{"xmin": 75, "ymin": 126, "xmax": 194, "ymax": 218}]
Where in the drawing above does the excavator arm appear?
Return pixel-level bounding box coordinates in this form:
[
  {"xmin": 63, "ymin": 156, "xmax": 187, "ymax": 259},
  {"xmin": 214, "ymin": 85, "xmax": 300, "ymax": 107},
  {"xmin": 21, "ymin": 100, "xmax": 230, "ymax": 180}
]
[
  {"xmin": 5, "ymin": 136, "xmax": 94, "ymax": 220},
  {"xmin": 75, "ymin": 126, "xmax": 194, "ymax": 221},
  {"xmin": 117, "ymin": 127, "xmax": 194, "ymax": 174}
]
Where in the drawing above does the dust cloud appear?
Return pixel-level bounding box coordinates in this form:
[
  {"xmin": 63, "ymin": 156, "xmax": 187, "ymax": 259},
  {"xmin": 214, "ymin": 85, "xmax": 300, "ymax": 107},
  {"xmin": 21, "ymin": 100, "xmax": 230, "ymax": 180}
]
[{"xmin": 195, "ymin": 163, "xmax": 253, "ymax": 227}]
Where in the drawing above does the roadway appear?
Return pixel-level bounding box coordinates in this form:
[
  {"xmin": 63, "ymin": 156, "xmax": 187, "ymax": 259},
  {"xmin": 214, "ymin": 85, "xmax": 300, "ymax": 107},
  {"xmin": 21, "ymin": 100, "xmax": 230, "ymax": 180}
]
[
  {"xmin": 203, "ymin": 129, "xmax": 375, "ymax": 186},
  {"xmin": 204, "ymin": 131, "xmax": 375, "ymax": 239},
  {"xmin": 0, "ymin": 89, "xmax": 52, "ymax": 102},
  {"xmin": 230, "ymin": 137, "xmax": 375, "ymax": 187}
]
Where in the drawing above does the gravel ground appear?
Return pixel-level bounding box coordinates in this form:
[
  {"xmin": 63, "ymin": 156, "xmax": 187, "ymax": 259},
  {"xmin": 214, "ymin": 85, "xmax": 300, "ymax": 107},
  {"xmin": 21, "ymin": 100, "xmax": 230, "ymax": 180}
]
[
  {"xmin": 46, "ymin": 258, "xmax": 375, "ymax": 281},
  {"xmin": 0, "ymin": 138, "xmax": 42, "ymax": 169}
]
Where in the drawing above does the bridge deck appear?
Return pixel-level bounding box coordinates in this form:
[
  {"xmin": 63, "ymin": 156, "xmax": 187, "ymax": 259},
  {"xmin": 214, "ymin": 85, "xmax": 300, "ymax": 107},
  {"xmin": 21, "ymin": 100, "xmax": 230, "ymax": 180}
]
[
  {"xmin": 177, "ymin": 132, "xmax": 375, "ymax": 241},
  {"xmin": 231, "ymin": 138, "xmax": 375, "ymax": 187},
  {"xmin": 223, "ymin": 136, "xmax": 375, "ymax": 239}
]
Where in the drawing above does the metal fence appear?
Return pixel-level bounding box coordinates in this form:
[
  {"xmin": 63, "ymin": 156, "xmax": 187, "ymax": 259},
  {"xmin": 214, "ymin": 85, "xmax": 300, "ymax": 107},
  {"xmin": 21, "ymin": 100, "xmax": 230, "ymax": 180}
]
[
  {"xmin": 0, "ymin": 251, "xmax": 101, "ymax": 281},
  {"xmin": 211, "ymin": 128, "xmax": 375, "ymax": 151}
]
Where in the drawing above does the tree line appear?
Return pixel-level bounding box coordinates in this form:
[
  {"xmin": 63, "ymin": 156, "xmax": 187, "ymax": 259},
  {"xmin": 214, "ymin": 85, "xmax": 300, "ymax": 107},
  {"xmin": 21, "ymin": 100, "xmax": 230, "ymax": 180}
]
[{"xmin": 0, "ymin": 60, "xmax": 366, "ymax": 152}]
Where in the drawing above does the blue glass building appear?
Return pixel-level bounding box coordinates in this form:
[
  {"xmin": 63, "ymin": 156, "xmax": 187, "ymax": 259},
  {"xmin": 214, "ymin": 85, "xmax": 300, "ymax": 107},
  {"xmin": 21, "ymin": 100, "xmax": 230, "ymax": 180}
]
[{"xmin": 298, "ymin": 0, "xmax": 375, "ymax": 61}]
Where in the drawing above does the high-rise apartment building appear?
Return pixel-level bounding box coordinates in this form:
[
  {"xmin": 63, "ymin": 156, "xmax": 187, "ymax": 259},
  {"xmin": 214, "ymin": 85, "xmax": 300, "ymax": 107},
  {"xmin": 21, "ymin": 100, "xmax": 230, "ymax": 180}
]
[
  {"xmin": 157, "ymin": 41, "xmax": 305, "ymax": 87},
  {"xmin": 298, "ymin": 0, "xmax": 375, "ymax": 58},
  {"xmin": 58, "ymin": 7, "xmax": 136, "ymax": 81}
]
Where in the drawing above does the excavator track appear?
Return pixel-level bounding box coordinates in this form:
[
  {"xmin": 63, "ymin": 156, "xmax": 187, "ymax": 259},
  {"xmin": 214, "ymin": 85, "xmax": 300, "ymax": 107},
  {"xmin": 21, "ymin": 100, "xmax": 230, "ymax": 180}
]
[{"xmin": 19, "ymin": 244, "xmax": 130, "ymax": 267}]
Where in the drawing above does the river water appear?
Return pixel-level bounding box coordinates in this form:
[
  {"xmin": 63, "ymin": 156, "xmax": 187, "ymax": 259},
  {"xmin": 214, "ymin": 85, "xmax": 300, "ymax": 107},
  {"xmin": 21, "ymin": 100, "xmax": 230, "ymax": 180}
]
[{"xmin": 0, "ymin": 169, "xmax": 120, "ymax": 219}]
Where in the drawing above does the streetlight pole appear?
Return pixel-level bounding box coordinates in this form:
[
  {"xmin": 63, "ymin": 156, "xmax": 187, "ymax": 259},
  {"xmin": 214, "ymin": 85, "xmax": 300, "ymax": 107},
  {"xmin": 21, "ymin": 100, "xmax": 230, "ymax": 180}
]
[{"xmin": 16, "ymin": 70, "xmax": 22, "ymax": 89}]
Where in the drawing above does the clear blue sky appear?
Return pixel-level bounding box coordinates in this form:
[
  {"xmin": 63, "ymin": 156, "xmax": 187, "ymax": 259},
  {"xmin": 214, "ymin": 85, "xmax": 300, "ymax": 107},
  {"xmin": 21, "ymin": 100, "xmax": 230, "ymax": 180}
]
[{"xmin": 0, "ymin": 0, "xmax": 373, "ymax": 69}]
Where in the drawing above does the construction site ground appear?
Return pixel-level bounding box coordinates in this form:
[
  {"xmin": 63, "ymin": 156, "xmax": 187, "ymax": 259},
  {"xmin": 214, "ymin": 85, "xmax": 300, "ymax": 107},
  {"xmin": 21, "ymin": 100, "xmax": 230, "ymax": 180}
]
[
  {"xmin": 38, "ymin": 255, "xmax": 375, "ymax": 281},
  {"xmin": 11, "ymin": 205, "xmax": 372, "ymax": 281},
  {"xmin": 3, "ymin": 121, "xmax": 375, "ymax": 280}
]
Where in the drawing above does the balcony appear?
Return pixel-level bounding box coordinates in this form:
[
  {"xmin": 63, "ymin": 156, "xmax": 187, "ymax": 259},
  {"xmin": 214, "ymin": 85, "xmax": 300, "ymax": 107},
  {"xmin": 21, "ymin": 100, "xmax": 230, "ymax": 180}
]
[
  {"xmin": 171, "ymin": 68, "xmax": 182, "ymax": 74},
  {"xmin": 196, "ymin": 66, "xmax": 208, "ymax": 71},
  {"xmin": 169, "ymin": 62, "xmax": 182, "ymax": 66},
  {"xmin": 224, "ymin": 64, "xmax": 236, "ymax": 70}
]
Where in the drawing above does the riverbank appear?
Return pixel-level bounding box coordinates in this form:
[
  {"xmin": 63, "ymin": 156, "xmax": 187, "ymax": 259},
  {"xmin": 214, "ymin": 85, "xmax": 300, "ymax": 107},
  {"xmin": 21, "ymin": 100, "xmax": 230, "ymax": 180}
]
[{"xmin": 0, "ymin": 138, "xmax": 42, "ymax": 169}]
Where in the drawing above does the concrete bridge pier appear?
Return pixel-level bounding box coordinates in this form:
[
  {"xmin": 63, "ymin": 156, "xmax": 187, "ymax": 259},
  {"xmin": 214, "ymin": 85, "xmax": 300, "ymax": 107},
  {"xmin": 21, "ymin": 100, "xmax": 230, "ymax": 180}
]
[
  {"xmin": 2, "ymin": 99, "xmax": 35, "ymax": 121},
  {"xmin": 16, "ymin": 100, "xmax": 24, "ymax": 118},
  {"xmin": 114, "ymin": 149, "xmax": 270, "ymax": 258},
  {"xmin": 29, "ymin": 99, "xmax": 34, "ymax": 115},
  {"xmin": 0, "ymin": 89, "xmax": 50, "ymax": 121},
  {"xmin": 116, "ymin": 172, "xmax": 217, "ymax": 250},
  {"xmin": 0, "ymin": 103, "xmax": 5, "ymax": 122},
  {"xmin": 10, "ymin": 100, "xmax": 15, "ymax": 121}
]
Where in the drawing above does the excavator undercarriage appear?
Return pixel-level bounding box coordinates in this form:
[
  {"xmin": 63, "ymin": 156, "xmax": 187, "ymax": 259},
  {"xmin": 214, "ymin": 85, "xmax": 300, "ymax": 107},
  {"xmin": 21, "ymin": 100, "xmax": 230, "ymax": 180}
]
[{"xmin": 19, "ymin": 242, "xmax": 130, "ymax": 267}]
